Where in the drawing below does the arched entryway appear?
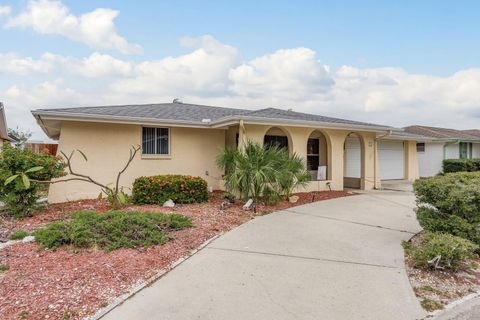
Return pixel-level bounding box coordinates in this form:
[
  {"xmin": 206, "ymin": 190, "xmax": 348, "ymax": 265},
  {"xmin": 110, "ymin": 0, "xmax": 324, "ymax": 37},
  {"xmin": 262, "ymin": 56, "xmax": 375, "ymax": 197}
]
[
  {"xmin": 344, "ymin": 133, "xmax": 365, "ymax": 189},
  {"xmin": 263, "ymin": 127, "xmax": 292, "ymax": 154},
  {"xmin": 306, "ymin": 130, "xmax": 330, "ymax": 181}
]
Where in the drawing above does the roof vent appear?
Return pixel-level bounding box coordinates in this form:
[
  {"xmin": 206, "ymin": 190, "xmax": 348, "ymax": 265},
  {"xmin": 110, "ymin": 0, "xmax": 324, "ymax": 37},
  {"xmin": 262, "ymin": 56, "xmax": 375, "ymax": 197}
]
[
  {"xmin": 201, "ymin": 118, "xmax": 211, "ymax": 123},
  {"xmin": 287, "ymin": 108, "xmax": 293, "ymax": 112},
  {"xmin": 173, "ymin": 98, "xmax": 183, "ymax": 104}
]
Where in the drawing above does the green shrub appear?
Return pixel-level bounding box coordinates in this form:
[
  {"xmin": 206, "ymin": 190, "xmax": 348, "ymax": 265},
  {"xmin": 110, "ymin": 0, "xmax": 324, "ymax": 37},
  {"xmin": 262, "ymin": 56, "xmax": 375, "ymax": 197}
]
[
  {"xmin": 131, "ymin": 175, "xmax": 208, "ymax": 205},
  {"xmin": 9, "ymin": 230, "xmax": 29, "ymax": 240},
  {"xmin": 414, "ymin": 172, "xmax": 480, "ymax": 222},
  {"xmin": 420, "ymin": 298, "xmax": 443, "ymax": 311},
  {"xmin": 403, "ymin": 232, "xmax": 478, "ymax": 270},
  {"xmin": 0, "ymin": 144, "xmax": 65, "ymax": 218},
  {"xmin": 416, "ymin": 207, "xmax": 480, "ymax": 245},
  {"xmin": 216, "ymin": 141, "xmax": 310, "ymax": 204},
  {"xmin": 443, "ymin": 159, "xmax": 480, "ymax": 173},
  {"xmin": 34, "ymin": 211, "xmax": 192, "ymax": 251}
]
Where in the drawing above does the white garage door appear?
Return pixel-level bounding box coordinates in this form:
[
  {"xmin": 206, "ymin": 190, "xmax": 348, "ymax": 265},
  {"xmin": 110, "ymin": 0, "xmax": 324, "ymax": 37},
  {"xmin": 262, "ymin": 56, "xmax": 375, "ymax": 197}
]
[
  {"xmin": 378, "ymin": 141, "xmax": 404, "ymax": 180},
  {"xmin": 345, "ymin": 136, "xmax": 361, "ymax": 178}
]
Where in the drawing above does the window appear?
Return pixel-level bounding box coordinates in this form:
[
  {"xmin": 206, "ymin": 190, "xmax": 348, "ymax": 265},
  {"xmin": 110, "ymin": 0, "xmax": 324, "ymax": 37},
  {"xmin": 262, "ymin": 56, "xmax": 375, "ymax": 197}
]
[
  {"xmin": 459, "ymin": 142, "xmax": 473, "ymax": 159},
  {"xmin": 142, "ymin": 127, "xmax": 169, "ymax": 155},
  {"xmin": 264, "ymin": 135, "xmax": 288, "ymax": 150},
  {"xmin": 416, "ymin": 143, "xmax": 425, "ymax": 153},
  {"xmin": 307, "ymin": 138, "xmax": 320, "ymax": 170}
]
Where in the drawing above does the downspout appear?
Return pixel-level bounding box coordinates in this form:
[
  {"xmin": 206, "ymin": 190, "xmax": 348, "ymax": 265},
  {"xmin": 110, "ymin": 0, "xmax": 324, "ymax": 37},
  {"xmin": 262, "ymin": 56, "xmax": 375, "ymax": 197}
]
[{"xmin": 374, "ymin": 130, "xmax": 393, "ymax": 189}]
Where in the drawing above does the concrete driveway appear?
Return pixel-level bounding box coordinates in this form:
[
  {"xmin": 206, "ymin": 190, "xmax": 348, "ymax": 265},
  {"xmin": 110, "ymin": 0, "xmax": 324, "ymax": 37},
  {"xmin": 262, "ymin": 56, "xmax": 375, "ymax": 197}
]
[{"xmin": 103, "ymin": 190, "xmax": 425, "ymax": 320}]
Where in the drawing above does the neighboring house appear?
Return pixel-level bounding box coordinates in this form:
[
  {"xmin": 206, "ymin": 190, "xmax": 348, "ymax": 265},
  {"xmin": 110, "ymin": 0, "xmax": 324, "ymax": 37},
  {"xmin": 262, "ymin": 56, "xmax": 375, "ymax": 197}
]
[
  {"xmin": 32, "ymin": 101, "xmax": 420, "ymax": 203},
  {"xmin": 404, "ymin": 125, "xmax": 480, "ymax": 177},
  {"xmin": 25, "ymin": 141, "xmax": 59, "ymax": 155},
  {"xmin": 0, "ymin": 103, "xmax": 12, "ymax": 144}
]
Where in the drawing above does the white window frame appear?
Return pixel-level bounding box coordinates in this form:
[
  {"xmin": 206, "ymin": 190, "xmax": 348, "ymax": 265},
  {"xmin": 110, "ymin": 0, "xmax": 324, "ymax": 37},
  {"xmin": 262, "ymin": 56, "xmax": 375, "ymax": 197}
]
[{"xmin": 141, "ymin": 127, "xmax": 171, "ymax": 158}]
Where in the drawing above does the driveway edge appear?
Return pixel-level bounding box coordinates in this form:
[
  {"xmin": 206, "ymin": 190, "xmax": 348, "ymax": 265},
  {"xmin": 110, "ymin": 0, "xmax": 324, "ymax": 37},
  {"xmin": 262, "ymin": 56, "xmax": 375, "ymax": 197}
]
[
  {"xmin": 86, "ymin": 233, "xmax": 223, "ymax": 320},
  {"xmin": 426, "ymin": 291, "xmax": 480, "ymax": 319}
]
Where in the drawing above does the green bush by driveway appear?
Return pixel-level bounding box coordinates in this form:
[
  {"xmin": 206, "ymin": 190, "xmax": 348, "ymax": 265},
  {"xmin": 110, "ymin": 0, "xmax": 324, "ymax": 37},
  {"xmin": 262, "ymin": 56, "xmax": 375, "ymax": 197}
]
[
  {"xmin": 34, "ymin": 211, "xmax": 192, "ymax": 251},
  {"xmin": 403, "ymin": 232, "xmax": 478, "ymax": 270},
  {"xmin": 132, "ymin": 175, "xmax": 208, "ymax": 205},
  {"xmin": 443, "ymin": 159, "xmax": 480, "ymax": 173},
  {"xmin": 413, "ymin": 172, "xmax": 480, "ymax": 245}
]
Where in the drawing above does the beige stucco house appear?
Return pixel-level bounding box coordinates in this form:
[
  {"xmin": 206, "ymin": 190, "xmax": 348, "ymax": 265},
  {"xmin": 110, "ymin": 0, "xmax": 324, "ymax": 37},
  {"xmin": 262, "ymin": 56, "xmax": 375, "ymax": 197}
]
[{"xmin": 32, "ymin": 101, "xmax": 420, "ymax": 203}]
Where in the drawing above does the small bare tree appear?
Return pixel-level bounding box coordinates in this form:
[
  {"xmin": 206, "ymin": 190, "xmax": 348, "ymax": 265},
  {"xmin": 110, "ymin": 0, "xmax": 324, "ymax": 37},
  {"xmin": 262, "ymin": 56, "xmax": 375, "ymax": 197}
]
[{"xmin": 5, "ymin": 145, "xmax": 141, "ymax": 209}]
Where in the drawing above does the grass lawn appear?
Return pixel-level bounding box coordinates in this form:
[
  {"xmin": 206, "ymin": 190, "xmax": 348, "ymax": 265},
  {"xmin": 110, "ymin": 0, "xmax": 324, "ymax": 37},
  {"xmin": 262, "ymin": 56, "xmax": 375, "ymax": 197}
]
[{"xmin": 0, "ymin": 190, "xmax": 351, "ymax": 320}]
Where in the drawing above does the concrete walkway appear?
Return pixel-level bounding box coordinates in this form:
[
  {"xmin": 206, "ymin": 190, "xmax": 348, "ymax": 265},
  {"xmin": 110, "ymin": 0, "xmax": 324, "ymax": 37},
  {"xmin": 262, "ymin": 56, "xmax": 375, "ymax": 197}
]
[{"xmin": 103, "ymin": 191, "xmax": 425, "ymax": 320}]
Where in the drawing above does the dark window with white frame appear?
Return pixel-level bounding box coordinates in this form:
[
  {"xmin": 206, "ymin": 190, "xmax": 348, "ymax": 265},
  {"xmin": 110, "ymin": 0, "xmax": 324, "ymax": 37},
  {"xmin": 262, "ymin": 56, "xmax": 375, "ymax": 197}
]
[
  {"xmin": 142, "ymin": 127, "xmax": 169, "ymax": 155},
  {"xmin": 416, "ymin": 142, "xmax": 425, "ymax": 153}
]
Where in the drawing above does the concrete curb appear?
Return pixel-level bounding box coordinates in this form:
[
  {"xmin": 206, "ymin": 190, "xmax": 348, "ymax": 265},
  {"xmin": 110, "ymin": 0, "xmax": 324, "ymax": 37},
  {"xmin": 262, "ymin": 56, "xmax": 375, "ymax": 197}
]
[
  {"xmin": 86, "ymin": 233, "xmax": 223, "ymax": 320},
  {"xmin": 424, "ymin": 291, "xmax": 480, "ymax": 319}
]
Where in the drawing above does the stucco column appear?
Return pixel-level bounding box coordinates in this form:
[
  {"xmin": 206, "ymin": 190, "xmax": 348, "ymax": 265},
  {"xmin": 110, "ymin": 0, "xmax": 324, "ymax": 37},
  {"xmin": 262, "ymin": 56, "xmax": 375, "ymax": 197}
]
[
  {"xmin": 360, "ymin": 132, "xmax": 376, "ymax": 190},
  {"xmin": 405, "ymin": 140, "xmax": 419, "ymax": 181},
  {"xmin": 288, "ymin": 127, "xmax": 309, "ymax": 159},
  {"xmin": 324, "ymin": 130, "xmax": 347, "ymax": 190}
]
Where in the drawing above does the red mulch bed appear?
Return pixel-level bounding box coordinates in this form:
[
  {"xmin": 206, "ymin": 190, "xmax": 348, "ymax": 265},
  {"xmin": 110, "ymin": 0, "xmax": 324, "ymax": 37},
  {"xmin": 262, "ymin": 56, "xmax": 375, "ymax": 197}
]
[{"xmin": 0, "ymin": 190, "xmax": 351, "ymax": 319}]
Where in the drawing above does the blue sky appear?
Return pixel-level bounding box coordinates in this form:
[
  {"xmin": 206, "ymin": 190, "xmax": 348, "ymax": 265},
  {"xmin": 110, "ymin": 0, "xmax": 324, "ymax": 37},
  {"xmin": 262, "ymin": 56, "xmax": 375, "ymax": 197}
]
[
  {"xmin": 1, "ymin": 0, "xmax": 480, "ymax": 139},
  {"xmin": 4, "ymin": 0, "xmax": 480, "ymax": 74}
]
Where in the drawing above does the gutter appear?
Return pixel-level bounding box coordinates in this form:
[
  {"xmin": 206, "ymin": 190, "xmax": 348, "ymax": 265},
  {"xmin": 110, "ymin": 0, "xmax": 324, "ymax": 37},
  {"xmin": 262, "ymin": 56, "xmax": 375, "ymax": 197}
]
[
  {"xmin": 211, "ymin": 115, "xmax": 394, "ymax": 132},
  {"xmin": 374, "ymin": 130, "xmax": 393, "ymax": 189}
]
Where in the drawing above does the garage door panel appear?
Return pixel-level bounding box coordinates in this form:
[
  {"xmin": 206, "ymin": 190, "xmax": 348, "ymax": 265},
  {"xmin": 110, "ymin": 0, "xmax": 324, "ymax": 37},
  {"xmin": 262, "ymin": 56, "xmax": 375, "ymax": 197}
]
[{"xmin": 378, "ymin": 141, "xmax": 404, "ymax": 180}]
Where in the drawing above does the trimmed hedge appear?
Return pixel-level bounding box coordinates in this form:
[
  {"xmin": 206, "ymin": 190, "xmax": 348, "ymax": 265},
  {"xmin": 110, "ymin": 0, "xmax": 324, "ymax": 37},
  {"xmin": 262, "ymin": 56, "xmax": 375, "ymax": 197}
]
[
  {"xmin": 443, "ymin": 159, "xmax": 480, "ymax": 173},
  {"xmin": 416, "ymin": 207, "xmax": 480, "ymax": 245},
  {"xmin": 413, "ymin": 172, "xmax": 480, "ymax": 245},
  {"xmin": 132, "ymin": 175, "xmax": 208, "ymax": 205}
]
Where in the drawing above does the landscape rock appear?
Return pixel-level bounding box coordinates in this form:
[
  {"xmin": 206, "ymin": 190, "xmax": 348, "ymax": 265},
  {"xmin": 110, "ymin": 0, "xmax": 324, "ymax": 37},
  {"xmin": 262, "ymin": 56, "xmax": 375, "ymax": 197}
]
[
  {"xmin": 22, "ymin": 236, "xmax": 35, "ymax": 243},
  {"xmin": 289, "ymin": 195, "xmax": 300, "ymax": 203},
  {"xmin": 243, "ymin": 199, "xmax": 254, "ymax": 210},
  {"xmin": 163, "ymin": 200, "xmax": 175, "ymax": 208}
]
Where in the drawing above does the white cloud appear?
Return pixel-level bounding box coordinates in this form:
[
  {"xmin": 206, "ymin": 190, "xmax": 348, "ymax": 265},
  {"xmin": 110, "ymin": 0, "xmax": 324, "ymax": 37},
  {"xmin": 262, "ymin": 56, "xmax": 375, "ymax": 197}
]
[
  {"xmin": 0, "ymin": 52, "xmax": 133, "ymax": 78},
  {"xmin": 5, "ymin": 0, "xmax": 142, "ymax": 54},
  {"xmin": 0, "ymin": 5, "xmax": 11, "ymax": 16},
  {"xmin": 111, "ymin": 35, "xmax": 238, "ymax": 96},
  {"xmin": 2, "ymin": 35, "xmax": 480, "ymax": 140},
  {"xmin": 70, "ymin": 52, "xmax": 134, "ymax": 78},
  {"xmin": 0, "ymin": 52, "xmax": 56, "ymax": 75},
  {"xmin": 229, "ymin": 48, "xmax": 334, "ymax": 99}
]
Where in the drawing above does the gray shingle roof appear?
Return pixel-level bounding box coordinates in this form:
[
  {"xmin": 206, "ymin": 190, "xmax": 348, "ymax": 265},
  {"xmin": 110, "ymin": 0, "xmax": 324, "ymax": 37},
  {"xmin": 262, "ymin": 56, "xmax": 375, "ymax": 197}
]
[
  {"xmin": 246, "ymin": 107, "xmax": 388, "ymax": 127},
  {"xmin": 34, "ymin": 102, "xmax": 391, "ymax": 128},
  {"xmin": 404, "ymin": 125, "xmax": 480, "ymax": 140},
  {"xmin": 36, "ymin": 102, "xmax": 250, "ymax": 122}
]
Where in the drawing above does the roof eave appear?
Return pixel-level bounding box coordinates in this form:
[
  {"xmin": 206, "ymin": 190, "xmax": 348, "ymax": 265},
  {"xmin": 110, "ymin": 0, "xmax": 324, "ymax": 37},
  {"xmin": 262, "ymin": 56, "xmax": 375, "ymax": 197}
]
[
  {"xmin": 32, "ymin": 111, "xmax": 217, "ymax": 139},
  {"xmin": 211, "ymin": 115, "xmax": 394, "ymax": 132},
  {"xmin": 33, "ymin": 110, "xmax": 398, "ymax": 138}
]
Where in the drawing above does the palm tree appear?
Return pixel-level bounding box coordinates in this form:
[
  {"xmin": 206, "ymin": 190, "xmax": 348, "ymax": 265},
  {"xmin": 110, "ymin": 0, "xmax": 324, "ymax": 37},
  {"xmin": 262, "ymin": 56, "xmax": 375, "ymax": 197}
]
[{"xmin": 216, "ymin": 140, "xmax": 309, "ymax": 204}]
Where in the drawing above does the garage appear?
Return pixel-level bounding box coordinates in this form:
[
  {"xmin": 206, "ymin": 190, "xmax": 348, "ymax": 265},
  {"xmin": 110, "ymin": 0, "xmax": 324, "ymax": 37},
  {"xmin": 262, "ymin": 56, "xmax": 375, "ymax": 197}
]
[{"xmin": 378, "ymin": 141, "xmax": 405, "ymax": 180}]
